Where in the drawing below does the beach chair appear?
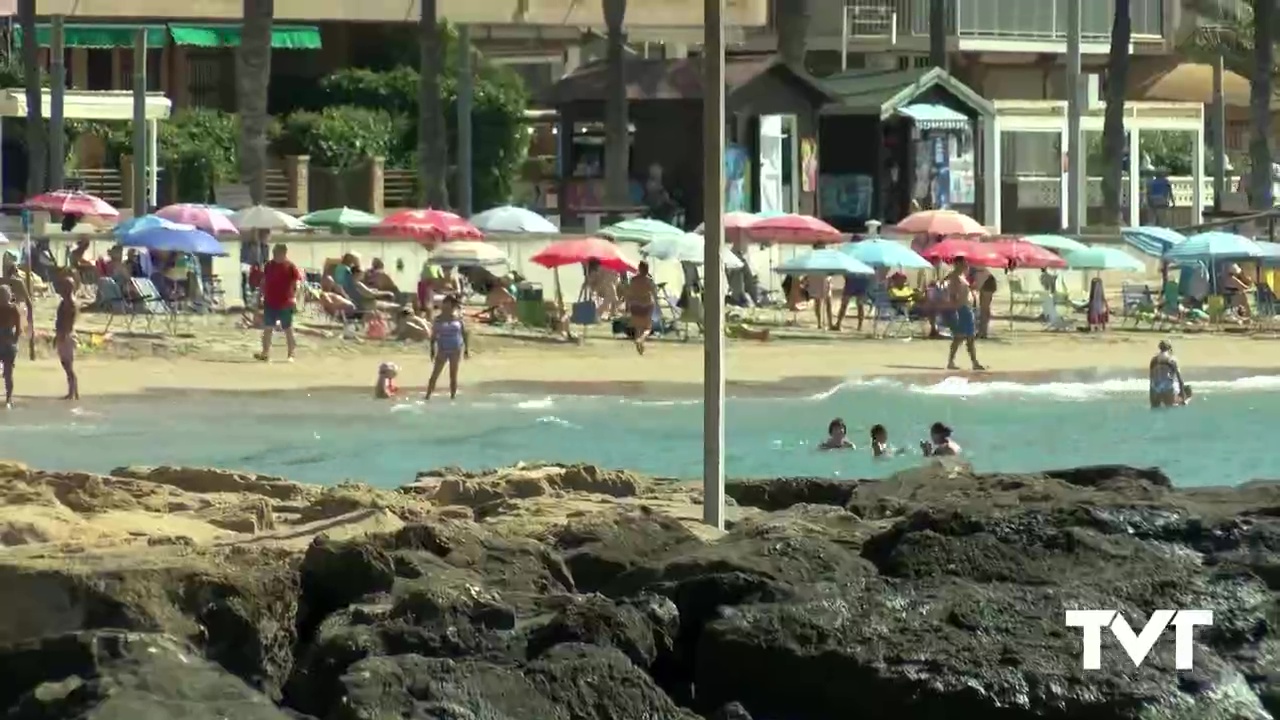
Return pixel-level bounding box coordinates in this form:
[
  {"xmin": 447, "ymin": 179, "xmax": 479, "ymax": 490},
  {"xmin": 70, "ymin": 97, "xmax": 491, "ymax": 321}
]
[
  {"xmin": 1120, "ymin": 283, "xmax": 1156, "ymax": 328},
  {"xmin": 95, "ymin": 278, "xmax": 136, "ymax": 331},
  {"xmin": 129, "ymin": 277, "xmax": 175, "ymax": 333},
  {"xmin": 868, "ymin": 287, "xmax": 912, "ymax": 338},
  {"xmin": 1007, "ymin": 276, "xmax": 1045, "ymax": 317},
  {"xmin": 1041, "ymin": 294, "xmax": 1074, "ymax": 331}
]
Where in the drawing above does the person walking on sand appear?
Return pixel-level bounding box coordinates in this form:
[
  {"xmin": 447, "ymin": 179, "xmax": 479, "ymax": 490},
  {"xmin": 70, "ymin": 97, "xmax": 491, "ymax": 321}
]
[
  {"xmin": 941, "ymin": 256, "xmax": 985, "ymax": 371},
  {"xmin": 625, "ymin": 261, "xmax": 659, "ymax": 355},
  {"xmin": 1149, "ymin": 339, "xmax": 1184, "ymax": 408},
  {"xmin": 255, "ymin": 243, "xmax": 302, "ymax": 363},
  {"xmin": 424, "ymin": 295, "xmax": 469, "ymax": 400},
  {"xmin": 0, "ymin": 286, "xmax": 20, "ymax": 408},
  {"xmin": 54, "ymin": 278, "xmax": 79, "ymax": 400}
]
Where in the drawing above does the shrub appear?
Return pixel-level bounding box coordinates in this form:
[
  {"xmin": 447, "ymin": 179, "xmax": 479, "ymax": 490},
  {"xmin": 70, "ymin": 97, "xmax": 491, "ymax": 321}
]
[{"xmin": 274, "ymin": 106, "xmax": 398, "ymax": 169}]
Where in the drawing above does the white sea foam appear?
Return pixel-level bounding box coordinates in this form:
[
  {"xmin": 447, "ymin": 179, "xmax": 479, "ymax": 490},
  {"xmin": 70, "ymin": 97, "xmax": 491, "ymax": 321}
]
[
  {"xmin": 515, "ymin": 397, "xmax": 556, "ymax": 410},
  {"xmin": 889, "ymin": 374, "xmax": 1280, "ymax": 401},
  {"xmin": 535, "ymin": 415, "xmax": 581, "ymax": 429}
]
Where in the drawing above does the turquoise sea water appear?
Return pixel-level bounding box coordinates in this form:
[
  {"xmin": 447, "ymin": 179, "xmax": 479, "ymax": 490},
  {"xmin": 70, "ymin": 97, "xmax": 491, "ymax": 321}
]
[{"xmin": 1, "ymin": 371, "xmax": 1278, "ymax": 488}]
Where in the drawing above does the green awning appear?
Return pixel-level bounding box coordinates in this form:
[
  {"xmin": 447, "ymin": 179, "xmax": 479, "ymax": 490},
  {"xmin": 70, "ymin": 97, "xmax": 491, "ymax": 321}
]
[
  {"xmin": 13, "ymin": 24, "xmax": 168, "ymax": 49},
  {"xmin": 168, "ymin": 24, "xmax": 322, "ymax": 50}
]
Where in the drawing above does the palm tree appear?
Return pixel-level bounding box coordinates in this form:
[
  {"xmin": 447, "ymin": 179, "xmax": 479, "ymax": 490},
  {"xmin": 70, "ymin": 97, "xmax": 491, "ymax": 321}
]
[
  {"xmin": 237, "ymin": 0, "xmax": 273, "ymax": 205},
  {"xmin": 775, "ymin": 0, "xmax": 812, "ymax": 69},
  {"xmin": 17, "ymin": 0, "xmax": 44, "ymax": 196},
  {"xmin": 1248, "ymin": 0, "xmax": 1274, "ymax": 208},
  {"xmin": 602, "ymin": 0, "xmax": 629, "ymax": 211},
  {"xmin": 1101, "ymin": 0, "xmax": 1131, "ymax": 225},
  {"xmin": 418, "ymin": 0, "xmax": 449, "ymax": 208}
]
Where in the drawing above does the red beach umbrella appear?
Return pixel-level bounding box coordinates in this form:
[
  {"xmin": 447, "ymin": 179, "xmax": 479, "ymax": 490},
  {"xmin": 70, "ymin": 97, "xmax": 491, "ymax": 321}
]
[
  {"xmin": 893, "ymin": 209, "xmax": 988, "ymax": 236},
  {"xmin": 24, "ymin": 190, "xmax": 119, "ymax": 218},
  {"xmin": 987, "ymin": 239, "xmax": 1067, "ymax": 269},
  {"xmin": 919, "ymin": 238, "xmax": 1007, "ymax": 267},
  {"xmin": 374, "ymin": 209, "xmax": 482, "ymax": 242},
  {"xmin": 746, "ymin": 213, "xmax": 842, "ymax": 245},
  {"xmin": 531, "ymin": 237, "xmax": 638, "ymax": 274}
]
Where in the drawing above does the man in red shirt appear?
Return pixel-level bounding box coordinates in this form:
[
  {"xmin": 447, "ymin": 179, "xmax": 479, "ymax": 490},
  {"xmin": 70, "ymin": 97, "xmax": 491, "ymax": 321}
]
[{"xmin": 255, "ymin": 243, "xmax": 302, "ymax": 362}]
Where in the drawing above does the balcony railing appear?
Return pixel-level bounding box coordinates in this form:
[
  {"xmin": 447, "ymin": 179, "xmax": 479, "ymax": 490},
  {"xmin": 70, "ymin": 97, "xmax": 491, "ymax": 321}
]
[{"xmin": 841, "ymin": 0, "xmax": 1165, "ymax": 42}]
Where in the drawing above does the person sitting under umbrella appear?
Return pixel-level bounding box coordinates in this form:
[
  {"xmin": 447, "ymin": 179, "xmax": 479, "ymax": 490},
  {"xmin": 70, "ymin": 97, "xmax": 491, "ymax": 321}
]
[{"xmin": 1221, "ymin": 263, "xmax": 1254, "ymax": 319}]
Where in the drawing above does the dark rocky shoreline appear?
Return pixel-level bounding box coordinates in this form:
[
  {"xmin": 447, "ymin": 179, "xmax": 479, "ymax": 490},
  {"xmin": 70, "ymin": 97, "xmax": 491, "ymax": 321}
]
[{"xmin": 0, "ymin": 462, "xmax": 1277, "ymax": 719}]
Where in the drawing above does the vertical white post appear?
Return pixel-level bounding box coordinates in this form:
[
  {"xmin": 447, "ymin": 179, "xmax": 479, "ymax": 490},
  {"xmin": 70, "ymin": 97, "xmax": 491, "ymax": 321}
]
[
  {"xmin": 840, "ymin": 6, "xmax": 849, "ymax": 71},
  {"xmin": 1193, "ymin": 119, "xmax": 1205, "ymax": 225},
  {"xmin": 990, "ymin": 117, "xmax": 1001, "ymax": 232},
  {"xmin": 1127, "ymin": 126, "xmax": 1140, "ymax": 227},
  {"xmin": 1060, "ymin": 123, "xmax": 1070, "ymax": 230},
  {"xmin": 982, "ymin": 116, "xmax": 998, "ymax": 230},
  {"xmin": 1065, "ymin": 0, "xmax": 1082, "ymax": 233},
  {"xmin": 702, "ymin": 0, "xmax": 726, "ymax": 531},
  {"xmin": 148, "ymin": 118, "xmax": 158, "ymax": 208}
]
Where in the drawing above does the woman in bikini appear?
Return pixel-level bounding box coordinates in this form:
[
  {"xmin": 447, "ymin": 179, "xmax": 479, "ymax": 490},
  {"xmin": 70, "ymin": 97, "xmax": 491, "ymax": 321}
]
[{"xmin": 624, "ymin": 261, "xmax": 659, "ymax": 355}]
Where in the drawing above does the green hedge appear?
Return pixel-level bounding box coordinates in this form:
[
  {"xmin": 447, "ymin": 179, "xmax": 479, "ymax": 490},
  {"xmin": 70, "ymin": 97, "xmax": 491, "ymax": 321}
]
[{"xmin": 273, "ymin": 106, "xmax": 404, "ymax": 169}]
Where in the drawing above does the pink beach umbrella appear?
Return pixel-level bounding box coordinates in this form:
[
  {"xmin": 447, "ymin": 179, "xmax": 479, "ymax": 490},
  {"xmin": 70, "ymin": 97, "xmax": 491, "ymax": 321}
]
[
  {"xmin": 156, "ymin": 204, "xmax": 240, "ymax": 234},
  {"xmin": 746, "ymin": 213, "xmax": 841, "ymax": 245},
  {"xmin": 24, "ymin": 190, "xmax": 119, "ymax": 218},
  {"xmin": 893, "ymin": 209, "xmax": 988, "ymax": 237},
  {"xmin": 531, "ymin": 237, "xmax": 638, "ymax": 274},
  {"xmin": 375, "ymin": 209, "xmax": 483, "ymax": 243}
]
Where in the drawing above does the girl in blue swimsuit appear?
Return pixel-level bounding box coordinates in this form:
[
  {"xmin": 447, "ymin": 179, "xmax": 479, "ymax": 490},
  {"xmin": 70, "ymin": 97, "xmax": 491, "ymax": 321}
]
[{"xmin": 425, "ymin": 295, "xmax": 469, "ymax": 400}]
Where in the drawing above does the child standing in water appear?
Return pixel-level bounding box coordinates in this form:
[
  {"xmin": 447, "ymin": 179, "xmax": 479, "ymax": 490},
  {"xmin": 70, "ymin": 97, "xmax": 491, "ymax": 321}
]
[
  {"xmin": 54, "ymin": 278, "xmax": 78, "ymax": 400},
  {"xmin": 374, "ymin": 362, "xmax": 399, "ymax": 399},
  {"xmin": 425, "ymin": 295, "xmax": 468, "ymax": 400}
]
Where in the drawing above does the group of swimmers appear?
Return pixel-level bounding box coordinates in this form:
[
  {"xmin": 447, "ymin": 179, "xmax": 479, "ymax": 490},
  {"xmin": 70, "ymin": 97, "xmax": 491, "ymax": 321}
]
[{"xmin": 818, "ymin": 418, "xmax": 961, "ymax": 457}]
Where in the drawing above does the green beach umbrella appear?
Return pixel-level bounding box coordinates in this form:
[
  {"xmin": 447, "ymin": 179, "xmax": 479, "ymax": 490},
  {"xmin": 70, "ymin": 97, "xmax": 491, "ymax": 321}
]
[
  {"xmin": 299, "ymin": 207, "xmax": 382, "ymax": 231},
  {"xmin": 598, "ymin": 218, "xmax": 684, "ymax": 245},
  {"xmin": 1023, "ymin": 234, "xmax": 1089, "ymax": 254},
  {"xmin": 1062, "ymin": 245, "xmax": 1147, "ymax": 271}
]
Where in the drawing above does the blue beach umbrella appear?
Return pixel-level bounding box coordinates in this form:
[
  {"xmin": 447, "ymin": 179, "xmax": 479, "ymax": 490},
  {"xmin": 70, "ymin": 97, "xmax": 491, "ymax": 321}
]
[
  {"xmin": 775, "ymin": 248, "xmax": 874, "ymax": 275},
  {"xmin": 1255, "ymin": 241, "xmax": 1280, "ymax": 264},
  {"xmin": 1121, "ymin": 226, "xmax": 1186, "ymax": 258},
  {"xmin": 1164, "ymin": 231, "xmax": 1263, "ymax": 263},
  {"xmin": 112, "ymin": 214, "xmax": 169, "ymax": 237},
  {"xmin": 1062, "ymin": 245, "xmax": 1146, "ymax": 271},
  {"xmin": 121, "ymin": 222, "xmax": 229, "ymax": 256},
  {"xmin": 839, "ymin": 238, "xmax": 931, "ymax": 269},
  {"xmin": 1023, "ymin": 234, "xmax": 1089, "ymax": 254}
]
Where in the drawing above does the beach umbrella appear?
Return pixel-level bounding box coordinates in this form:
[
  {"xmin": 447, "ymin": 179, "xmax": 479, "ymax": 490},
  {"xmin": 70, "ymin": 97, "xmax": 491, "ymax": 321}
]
[
  {"xmin": 642, "ymin": 232, "xmax": 744, "ymax": 269},
  {"xmin": 24, "ymin": 190, "xmax": 119, "ymax": 218},
  {"xmin": 112, "ymin": 214, "xmax": 170, "ymax": 237},
  {"xmin": 156, "ymin": 203, "xmax": 240, "ymax": 234},
  {"xmin": 693, "ymin": 211, "xmax": 759, "ymax": 234},
  {"xmin": 892, "ymin": 209, "xmax": 987, "ymax": 236},
  {"xmin": 1023, "ymin": 234, "xmax": 1089, "ymax": 254},
  {"xmin": 1061, "ymin": 245, "xmax": 1147, "ymax": 271},
  {"xmin": 469, "ymin": 205, "xmax": 559, "ymax": 234},
  {"xmin": 747, "ymin": 214, "xmax": 842, "ymax": 245},
  {"xmin": 1255, "ymin": 241, "xmax": 1280, "ymax": 264},
  {"xmin": 1164, "ymin": 231, "xmax": 1263, "ymax": 263},
  {"xmin": 775, "ymin": 248, "xmax": 874, "ymax": 275},
  {"xmin": 231, "ymin": 205, "xmax": 308, "ymax": 232},
  {"xmin": 430, "ymin": 242, "xmax": 508, "ymax": 267},
  {"xmin": 839, "ymin": 238, "xmax": 932, "ymax": 269},
  {"xmin": 919, "ymin": 238, "xmax": 1007, "ymax": 267},
  {"xmin": 375, "ymin": 209, "xmax": 482, "ymax": 241},
  {"xmin": 599, "ymin": 217, "xmax": 684, "ymax": 244},
  {"xmin": 988, "ymin": 239, "xmax": 1067, "ymax": 269},
  {"xmin": 531, "ymin": 237, "xmax": 638, "ymax": 273},
  {"xmin": 1121, "ymin": 226, "xmax": 1186, "ymax": 258},
  {"xmin": 119, "ymin": 222, "xmax": 228, "ymax": 256},
  {"xmin": 299, "ymin": 206, "xmax": 381, "ymax": 231}
]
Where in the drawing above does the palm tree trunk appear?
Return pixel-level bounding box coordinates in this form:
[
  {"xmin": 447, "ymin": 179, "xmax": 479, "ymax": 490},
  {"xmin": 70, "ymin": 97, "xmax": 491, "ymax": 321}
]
[
  {"xmin": 1248, "ymin": 0, "xmax": 1275, "ymax": 209},
  {"xmin": 418, "ymin": 0, "xmax": 449, "ymax": 208},
  {"xmin": 18, "ymin": 0, "xmax": 45, "ymax": 197},
  {"xmin": 602, "ymin": 0, "xmax": 630, "ymax": 209},
  {"xmin": 237, "ymin": 0, "xmax": 273, "ymax": 205},
  {"xmin": 775, "ymin": 0, "xmax": 812, "ymax": 69},
  {"xmin": 1101, "ymin": 0, "xmax": 1131, "ymax": 225}
]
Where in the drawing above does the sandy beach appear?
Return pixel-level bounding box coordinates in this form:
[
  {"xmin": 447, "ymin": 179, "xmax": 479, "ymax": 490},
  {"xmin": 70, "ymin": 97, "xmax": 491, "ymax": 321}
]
[{"xmin": 6, "ymin": 298, "xmax": 1280, "ymax": 399}]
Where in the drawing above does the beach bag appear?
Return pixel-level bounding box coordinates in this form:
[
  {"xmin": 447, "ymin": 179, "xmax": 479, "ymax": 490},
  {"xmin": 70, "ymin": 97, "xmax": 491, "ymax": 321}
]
[{"xmin": 571, "ymin": 284, "xmax": 598, "ymax": 325}]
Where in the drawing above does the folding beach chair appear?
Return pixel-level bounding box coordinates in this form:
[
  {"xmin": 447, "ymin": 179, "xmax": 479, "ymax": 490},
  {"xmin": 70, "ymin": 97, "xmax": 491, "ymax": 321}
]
[
  {"xmin": 868, "ymin": 287, "xmax": 912, "ymax": 338},
  {"xmin": 96, "ymin": 277, "xmax": 135, "ymax": 332},
  {"xmin": 129, "ymin": 277, "xmax": 175, "ymax": 333}
]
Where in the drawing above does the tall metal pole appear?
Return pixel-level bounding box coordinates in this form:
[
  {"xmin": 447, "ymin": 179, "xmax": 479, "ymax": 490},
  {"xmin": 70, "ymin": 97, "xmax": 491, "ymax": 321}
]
[
  {"xmin": 48, "ymin": 15, "xmax": 65, "ymax": 191},
  {"xmin": 457, "ymin": 24, "xmax": 474, "ymax": 216},
  {"xmin": 1065, "ymin": 0, "xmax": 1082, "ymax": 233},
  {"xmin": 702, "ymin": 0, "xmax": 726, "ymax": 530},
  {"xmin": 1211, "ymin": 53, "xmax": 1226, "ymax": 212},
  {"xmin": 131, "ymin": 28, "xmax": 148, "ymax": 217}
]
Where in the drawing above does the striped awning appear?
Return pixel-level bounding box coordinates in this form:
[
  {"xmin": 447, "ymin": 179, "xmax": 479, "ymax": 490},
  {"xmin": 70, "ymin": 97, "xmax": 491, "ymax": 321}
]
[{"xmin": 897, "ymin": 103, "xmax": 970, "ymax": 131}]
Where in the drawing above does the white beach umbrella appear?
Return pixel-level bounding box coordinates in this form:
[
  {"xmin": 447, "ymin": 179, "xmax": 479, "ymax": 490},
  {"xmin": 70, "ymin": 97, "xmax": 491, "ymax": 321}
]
[
  {"xmin": 642, "ymin": 232, "xmax": 744, "ymax": 269},
  {"xmin": 470, "ymin": 205, "xmax": 558, "ymax": 234},
  {"xmin": 430, "ymin": 242, "xmax": 508, "ymax": 267},
  {"xmin": 231, "ymin": 205, "xmax": 308, "ymax": 232}
]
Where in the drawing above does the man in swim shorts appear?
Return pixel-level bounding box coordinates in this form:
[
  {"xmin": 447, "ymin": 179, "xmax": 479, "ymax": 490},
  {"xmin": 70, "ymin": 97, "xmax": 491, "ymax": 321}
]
[
  {"xmin": 0, "ymin": 285, "xmax": 19, "ymax": 408},
  {"xmin": 624, "ymin": 261, "xmax": 659, "ymax": 355},
  {"xmin": 941, "ymin": 256, "xmax": 985, "ymax": 371},
  {"xmin": 1149, "ymin": 339, "xmax": 1183, "ymax": 408}
]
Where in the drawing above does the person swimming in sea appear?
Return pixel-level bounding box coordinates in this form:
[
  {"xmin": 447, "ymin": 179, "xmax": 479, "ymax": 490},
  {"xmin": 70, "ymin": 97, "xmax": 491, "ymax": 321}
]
[
  {"xmin": 818, "ymin": 417, "xmax": 855, "ymax": 450},
  {"xmin": 1149, "ymin": 340, "xmax": 1184, "ymax": 409},
  {"xmin": 375, "ymin": 361, "xmax": 399, "ymax": 399},
  {"xmin": 870, "ymin": 424, "xmax": 905, "ymax": 457},
  {"xmin": 920, "ymin": 422, "xmax": 961, "ymax": 456},
  {"xmin": 1176, "ymin": 384, "xmax": 1193, "ymax": 406}
]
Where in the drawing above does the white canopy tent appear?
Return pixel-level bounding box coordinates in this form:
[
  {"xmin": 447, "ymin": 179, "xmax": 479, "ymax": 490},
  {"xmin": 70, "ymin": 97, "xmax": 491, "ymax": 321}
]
[{"xmin": 0, "ymin": 88, "xmax": 172, "ymax": 205}]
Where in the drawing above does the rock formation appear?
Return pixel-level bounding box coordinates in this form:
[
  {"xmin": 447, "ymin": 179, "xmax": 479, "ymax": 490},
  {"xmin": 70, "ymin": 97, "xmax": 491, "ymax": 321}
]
[{"xmin": 0, "ymin": 460, "xmax": 1275, "ymax": 719}]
